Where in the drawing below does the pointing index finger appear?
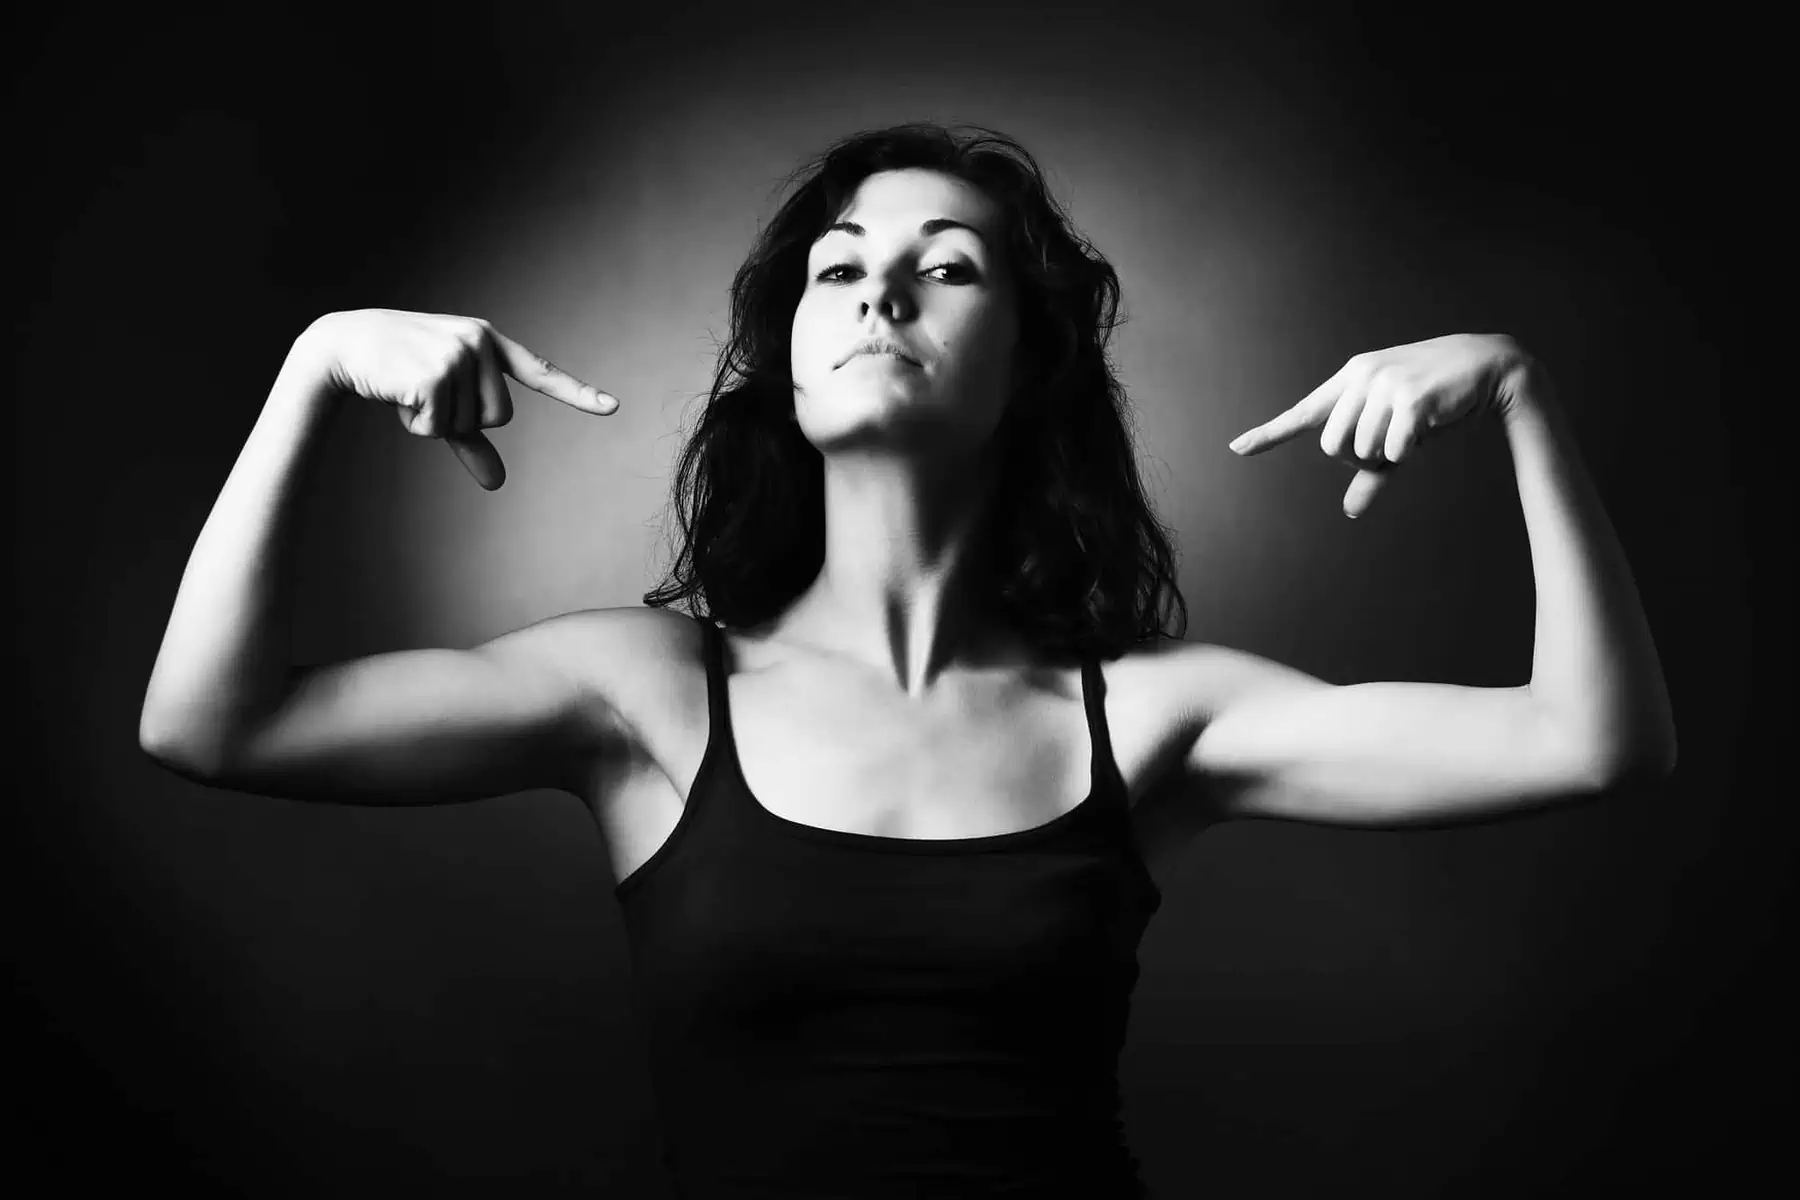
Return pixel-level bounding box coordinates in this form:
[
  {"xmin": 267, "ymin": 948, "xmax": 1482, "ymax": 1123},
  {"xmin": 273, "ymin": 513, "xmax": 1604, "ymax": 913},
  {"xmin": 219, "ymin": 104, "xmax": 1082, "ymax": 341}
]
[
  {"xmin": 1230, "ymin": 369, "xmax": 1346, "ymax": 455},
  {"xmin": 487, "ymin": 327, "xmax": 618, "ymax": 414}
]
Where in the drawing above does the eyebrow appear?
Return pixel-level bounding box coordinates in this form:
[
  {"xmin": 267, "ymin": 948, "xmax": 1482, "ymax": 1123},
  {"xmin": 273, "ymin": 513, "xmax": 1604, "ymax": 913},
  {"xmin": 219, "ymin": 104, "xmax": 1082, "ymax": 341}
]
[{"xmin": 815, "ymin": 218, "xmax": 989, "ymax": 248}]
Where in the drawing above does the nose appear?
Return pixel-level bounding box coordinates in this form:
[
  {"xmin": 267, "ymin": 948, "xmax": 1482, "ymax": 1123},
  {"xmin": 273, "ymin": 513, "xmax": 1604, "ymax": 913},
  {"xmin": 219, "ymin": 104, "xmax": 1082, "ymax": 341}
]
[{"xmin": 859, "ymin": 271, "xmax": 916, "ymax": 324}]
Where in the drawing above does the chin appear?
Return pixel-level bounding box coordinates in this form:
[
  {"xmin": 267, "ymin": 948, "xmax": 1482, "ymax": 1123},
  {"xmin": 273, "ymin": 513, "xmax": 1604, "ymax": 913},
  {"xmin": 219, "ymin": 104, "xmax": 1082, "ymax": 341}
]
[
  {"xmin": 803, "ymin": 406, "xmax": 997, "ymax": 460},
  {"xmin": 800, "ymin": 382, "xmax": 927, "ymax": 423}
]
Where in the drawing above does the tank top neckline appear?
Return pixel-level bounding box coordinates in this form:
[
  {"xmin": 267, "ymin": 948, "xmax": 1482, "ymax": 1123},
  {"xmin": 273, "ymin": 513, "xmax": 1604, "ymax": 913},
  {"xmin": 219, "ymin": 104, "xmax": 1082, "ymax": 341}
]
[{"xmin": 698, "ymin": 615, "xmax": 1126, "ymax": 855}]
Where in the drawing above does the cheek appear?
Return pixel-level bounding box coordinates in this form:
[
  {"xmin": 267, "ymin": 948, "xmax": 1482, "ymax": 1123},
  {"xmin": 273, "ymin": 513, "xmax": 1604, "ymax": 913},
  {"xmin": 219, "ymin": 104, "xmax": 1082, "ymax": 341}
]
[
  {"xmin": 949, "ymin": 304, "xmax": 1018, "ymax": 386},
  {"xmin": 789, "ymin": 296, "xmax": 827, "ymax": 373}
]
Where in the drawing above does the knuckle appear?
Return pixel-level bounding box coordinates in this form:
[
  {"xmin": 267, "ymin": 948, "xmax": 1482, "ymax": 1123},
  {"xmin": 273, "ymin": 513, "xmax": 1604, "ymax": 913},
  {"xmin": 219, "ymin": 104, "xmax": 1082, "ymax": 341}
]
[{"xmin": 408, "ymin": 394, "xmax": 437, "ymax": 436}]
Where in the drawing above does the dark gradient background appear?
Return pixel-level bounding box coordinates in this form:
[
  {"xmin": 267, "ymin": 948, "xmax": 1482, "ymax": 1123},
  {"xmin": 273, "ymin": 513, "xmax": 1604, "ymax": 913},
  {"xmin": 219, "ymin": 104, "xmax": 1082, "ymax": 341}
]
[{"xmin": 11, "ymin": 2, "xmax": 1781, "ymax": 1196}]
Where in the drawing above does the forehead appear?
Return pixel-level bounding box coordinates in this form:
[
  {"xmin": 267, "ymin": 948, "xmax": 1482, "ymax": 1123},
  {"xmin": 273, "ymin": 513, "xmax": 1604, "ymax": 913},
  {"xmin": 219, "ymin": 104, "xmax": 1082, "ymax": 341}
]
[{"xmin": 828, "ymin": 168, "xmax": 1000, "ymax": 236}]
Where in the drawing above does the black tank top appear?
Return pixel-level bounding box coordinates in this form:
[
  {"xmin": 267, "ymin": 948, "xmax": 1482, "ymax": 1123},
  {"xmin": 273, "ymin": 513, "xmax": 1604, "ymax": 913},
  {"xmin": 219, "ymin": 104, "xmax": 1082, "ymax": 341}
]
[{"xmin": 614, "ymin": 615, "xmax": 1164, "ymax": 1198}]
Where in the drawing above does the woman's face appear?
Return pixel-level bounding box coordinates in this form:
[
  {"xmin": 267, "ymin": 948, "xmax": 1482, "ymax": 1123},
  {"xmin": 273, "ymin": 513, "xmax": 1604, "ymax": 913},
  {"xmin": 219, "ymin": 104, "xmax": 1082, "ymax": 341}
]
[{"xmin": 790, "ymin": 168, "xmax": 1019, "ymax": 458}]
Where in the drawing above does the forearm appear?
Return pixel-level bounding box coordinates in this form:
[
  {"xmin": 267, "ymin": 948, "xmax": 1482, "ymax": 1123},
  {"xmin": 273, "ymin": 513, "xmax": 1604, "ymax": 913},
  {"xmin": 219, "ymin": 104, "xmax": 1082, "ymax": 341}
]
[
  {"xmin": 1503, "ymin": 361, "xmax": 1678, "ymax": 781},
  {"xmin": 139, "ymin": 325, "xmax": 342, "ymax": 767}
]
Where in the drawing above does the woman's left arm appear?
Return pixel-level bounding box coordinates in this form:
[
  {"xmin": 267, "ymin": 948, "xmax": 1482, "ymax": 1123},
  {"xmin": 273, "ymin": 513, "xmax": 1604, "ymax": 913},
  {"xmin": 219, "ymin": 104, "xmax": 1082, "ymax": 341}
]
[
  {"xmin": 1498, "ymin": 361, "xmax": 1677, "ymax": 780},
  {"xmin": 1181, "ymin": 335, "xmax": 1676, "ymax": 829}
]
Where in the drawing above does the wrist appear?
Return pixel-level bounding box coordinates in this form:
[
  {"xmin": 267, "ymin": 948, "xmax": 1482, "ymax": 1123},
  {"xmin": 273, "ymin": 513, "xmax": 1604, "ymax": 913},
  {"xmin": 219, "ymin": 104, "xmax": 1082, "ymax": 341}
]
[
  {"xmin": 281, "ymin": 316, "xmax": 345, "ymax": 402},
  {"xmin": 266, "ymin": 340, "xmax": 342, "ymax": 423},
  {"xmin": 1498, "ymin": 347, "xmax": 1555, "ymax": 423}
]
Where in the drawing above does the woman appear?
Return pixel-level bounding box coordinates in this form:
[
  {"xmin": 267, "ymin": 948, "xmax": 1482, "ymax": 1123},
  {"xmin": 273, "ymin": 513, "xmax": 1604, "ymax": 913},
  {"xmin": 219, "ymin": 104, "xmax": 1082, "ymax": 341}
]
[{"xmin": 140, "ymin": 123, "xmax": 1677, "ymax": 1198}]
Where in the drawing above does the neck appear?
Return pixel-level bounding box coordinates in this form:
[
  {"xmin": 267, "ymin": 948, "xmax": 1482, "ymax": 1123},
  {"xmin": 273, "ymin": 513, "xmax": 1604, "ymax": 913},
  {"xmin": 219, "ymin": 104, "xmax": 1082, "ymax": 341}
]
[{"xmin": 784, "ymin": 443, "xmax": 1014, "ymax": 700}]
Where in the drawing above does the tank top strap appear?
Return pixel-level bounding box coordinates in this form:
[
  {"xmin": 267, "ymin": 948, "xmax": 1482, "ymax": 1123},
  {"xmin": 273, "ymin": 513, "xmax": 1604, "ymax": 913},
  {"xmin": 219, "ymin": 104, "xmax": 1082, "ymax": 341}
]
[
  {"xmin": 696, "ymin": 614, "xmax": 729, "ymax": 735},
  {"xmin": 683, "ymin": 614, "xmax": 743, "ymax": 829},
  {"xmin": 1080, "ymin": 653, "xmax": 1129, "ymax": 808}
]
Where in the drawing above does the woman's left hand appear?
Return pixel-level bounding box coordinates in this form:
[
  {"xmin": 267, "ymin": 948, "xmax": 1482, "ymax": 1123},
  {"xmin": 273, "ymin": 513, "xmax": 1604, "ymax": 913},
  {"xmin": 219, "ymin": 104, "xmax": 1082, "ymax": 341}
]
[{"xmin": 1228, "ymin": 332, "xmax": 1538, "ymax": 518}]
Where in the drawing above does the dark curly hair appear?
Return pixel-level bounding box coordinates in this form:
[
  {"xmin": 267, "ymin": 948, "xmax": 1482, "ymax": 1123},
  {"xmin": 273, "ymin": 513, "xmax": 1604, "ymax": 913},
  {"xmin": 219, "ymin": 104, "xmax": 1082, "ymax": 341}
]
[{"xmin": 642, "ymin": 122, "xmax": 1187, "ymax": 662}]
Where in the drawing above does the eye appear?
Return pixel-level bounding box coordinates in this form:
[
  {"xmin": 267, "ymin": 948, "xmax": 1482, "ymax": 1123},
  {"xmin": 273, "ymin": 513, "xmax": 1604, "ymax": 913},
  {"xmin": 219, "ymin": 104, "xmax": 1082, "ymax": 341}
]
[{"xmin": 812, "ymin": 262, "xmax": 975, "ymax": 283}]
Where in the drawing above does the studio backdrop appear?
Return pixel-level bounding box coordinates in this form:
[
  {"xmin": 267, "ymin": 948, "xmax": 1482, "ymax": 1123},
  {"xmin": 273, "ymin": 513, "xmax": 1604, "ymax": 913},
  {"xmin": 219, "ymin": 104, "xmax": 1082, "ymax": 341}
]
[{"xmin": 13, "ymin": 2, "xmax": 1773, "ymax": 1196}]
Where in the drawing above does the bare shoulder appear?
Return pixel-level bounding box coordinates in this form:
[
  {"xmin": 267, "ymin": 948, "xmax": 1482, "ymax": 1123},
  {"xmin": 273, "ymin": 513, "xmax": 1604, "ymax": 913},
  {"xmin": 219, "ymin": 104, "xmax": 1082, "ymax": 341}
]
[
  {"xmin": 1114, "ymin": 635, "xmax": 1332, "ymax": 728},
  {"xmin": 1106, "ymin": 635, "xmax": 1335, "ymax": 849},
  {"xmin": 552, "ymin": 604, "xmax": 707, "ymax": 662},
  {"xmin": 541, "ymin": 605, "xmax": 709, "ymax": 746},
  {"xmin": 1181, "ymin": 640, "xmax": 1331, "ymax": 712}
]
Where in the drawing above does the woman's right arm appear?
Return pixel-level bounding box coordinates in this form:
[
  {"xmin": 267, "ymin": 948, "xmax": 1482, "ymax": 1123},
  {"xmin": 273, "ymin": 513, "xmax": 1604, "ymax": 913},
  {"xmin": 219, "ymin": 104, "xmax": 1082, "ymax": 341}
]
[{"xmin": 137, "ymin": 309, "xmax": 641, "ymax": 805}]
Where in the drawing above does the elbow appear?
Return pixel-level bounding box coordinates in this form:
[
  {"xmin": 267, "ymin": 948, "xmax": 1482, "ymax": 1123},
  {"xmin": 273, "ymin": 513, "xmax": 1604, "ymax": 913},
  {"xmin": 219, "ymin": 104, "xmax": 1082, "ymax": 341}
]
[
  {"xmin": 1590, "ymin": 736, "xmax": 1679, "ymax": 791},
  {"xmin": 138, "ymin": 713, "xmax": 225, "ymax": 781},
  {"xmin": 1542, "ymin": 710, "xmax": 1677, "ymax": 793},
  {"xmin": 138, "ymin": 712, "xmax": 178, "ymax": 764},
  {"xmin": 139, "ymin": 731, "xmax": 203, "ymax": 779}
]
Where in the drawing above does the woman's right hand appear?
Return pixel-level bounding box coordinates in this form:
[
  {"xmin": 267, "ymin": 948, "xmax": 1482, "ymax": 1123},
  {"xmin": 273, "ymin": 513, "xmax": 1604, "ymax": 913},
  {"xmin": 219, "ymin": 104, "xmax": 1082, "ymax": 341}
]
[{"xmin": 300, "ymin": 308, "xmax": 619, "ymax": 491}]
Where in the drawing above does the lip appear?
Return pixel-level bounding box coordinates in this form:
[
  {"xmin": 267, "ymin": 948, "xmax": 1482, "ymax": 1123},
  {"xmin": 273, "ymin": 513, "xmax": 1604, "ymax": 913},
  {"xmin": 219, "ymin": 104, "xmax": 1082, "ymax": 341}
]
[{"xmin": 838, "ymin": 338, "xmax": 920, "ymax": 368}]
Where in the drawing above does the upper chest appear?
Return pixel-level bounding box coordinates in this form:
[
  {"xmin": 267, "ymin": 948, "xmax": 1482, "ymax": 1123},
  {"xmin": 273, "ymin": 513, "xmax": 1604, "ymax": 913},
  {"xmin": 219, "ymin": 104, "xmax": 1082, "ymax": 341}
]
[{"xmin": 583, "ymin": 629, "xmax": 1215, "ymax": 890}]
